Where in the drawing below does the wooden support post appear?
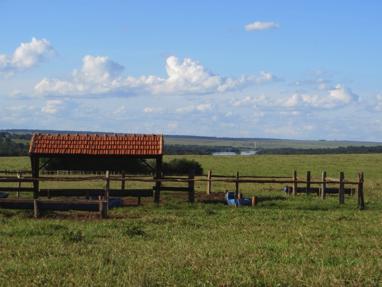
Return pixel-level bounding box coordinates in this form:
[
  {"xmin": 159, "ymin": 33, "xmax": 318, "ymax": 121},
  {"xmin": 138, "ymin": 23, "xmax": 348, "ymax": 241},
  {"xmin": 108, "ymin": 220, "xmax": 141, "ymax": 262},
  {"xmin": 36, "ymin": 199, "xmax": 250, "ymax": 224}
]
[
  {"xmin": 154, "ymin": 156, "xmax": 162, "ymax": 204},
  {"xmin": 251, "ymin": 196, "xmax": 257, "ymax": 206},
  {"xmin": 358, "ymin": 172, "xmax": 365, "ymax": 210},
  {"xmin": 292, "ymin": 170, "xmax": 297, "ymax": 196},
  {"xmin": 17, "ymin": 171, "xmax": 21, "ymax": 198},
  {"xmin": 121, "ymin": 171, "xmax": 126, "ymax": 191},
  {"xmin": 188, "ymin": 170, "xmax": 195, "ymax": 203},
  {"xmin": 306, "ymin": 171, "xmax": 311, "ymax": 195},
  {"xmin": 30, "ymin": 156, "xmax": 40, "ymax": 200},
  {"xmin": 206, "ymin": 170, "xmax": 212, "ymax": 195},
  {"xmin": 105, "ymin": 170, "xmax": 110, "ymax": 216},
  {"xmin": 321, "ymin": 171, "xmax": 326, "ymax": 199},
  {"xmin": 339, "ymin": 172, "xmax": 345, "ymax": 204},
  {"xmin": 99, "ymin": 200, "xmax": 107, "ymax": 219},
  {"xmin": 235, "ymin": 171, "xmax": 240, "ymax": 199}
]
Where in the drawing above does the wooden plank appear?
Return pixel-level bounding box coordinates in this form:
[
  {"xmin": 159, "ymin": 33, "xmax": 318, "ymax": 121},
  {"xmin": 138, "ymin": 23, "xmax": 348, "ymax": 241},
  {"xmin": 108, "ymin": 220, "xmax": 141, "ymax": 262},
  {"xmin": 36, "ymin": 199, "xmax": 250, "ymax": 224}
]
[
  {"xmin": 160, "ymin": 186, "xmax": 190, "ymax": 192},
  {"xmin": 211, "ymin": 175, "xmax": 291, "ymax": 179},
  {"xmin": 38, "ymin": 189, "xmax": 153, "ymax": 197},
  {"xmin": 0, "ymin": 198, "xmax": 34, "ymax": 209},
  {"xmin": 0, "ymin": 198, "xmax": 100, "ymax": 212},
  {"xmin": 39, "ymin": 189, "xmax": 102, "ymax": 197},
  {"xmin": 0, "ymin": 178, "xmax": 34, "ymax": 183},
  {"xmin": 0, "ymin": 187, "xmax": 35, "ymax": 192},
  {"xmin": 110, "ymin": 189, "xmax": 153, "ymax": 197}
]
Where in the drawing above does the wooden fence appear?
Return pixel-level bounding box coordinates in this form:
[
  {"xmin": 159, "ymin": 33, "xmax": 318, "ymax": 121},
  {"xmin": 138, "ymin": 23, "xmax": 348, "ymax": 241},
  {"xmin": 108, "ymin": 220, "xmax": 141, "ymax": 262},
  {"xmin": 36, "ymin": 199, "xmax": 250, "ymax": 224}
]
[
  {"xmin": 0, "ymin": 169, "xmax": 365, "ymax": 218},
  {"xmin": 205, "ymin": 170, "xmax": 364, "ymax": 208}
]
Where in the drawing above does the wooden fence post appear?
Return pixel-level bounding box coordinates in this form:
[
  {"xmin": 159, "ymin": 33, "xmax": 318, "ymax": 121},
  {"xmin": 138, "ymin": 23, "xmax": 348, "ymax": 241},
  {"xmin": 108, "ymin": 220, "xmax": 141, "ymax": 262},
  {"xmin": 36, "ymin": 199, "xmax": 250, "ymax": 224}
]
[
  {"xmin": 188, "ymin": 170, "xmax": 195, "ymax": 203},
  {"xmin": 235, "ymin": 171, "xmax": 240, "ymax": 199},
  {"xmin": 99, "ymin": 200, "xmax": 106, "ymax": 219},
  {"xmin": 306, "ymin": 171, "xmax": 311, "ymax": 195},
  {"xmin": 121, "ymin": 171, "xmax": 126, "ymax": 191},
  {"xmin": 292, "ymin": 170, "xmax": 297, "ymax": 196},
  {"xmin": 206, "ymin": 170, "xmax": 212, "ymax": 195},
  {"xmin": 321, "ymin": 171, "xmax": 326, "ymax": 199},
  {"xmin": 154, "ymin": 157, "xmax": 162, "ymax": 204},
  {"xmin": 17, "ymin": 171, "xmax": 21, "ymax": 198},
  {"xmin": 33, "ymin": 199, "xmax": 39, "ymax": 218},
  {"xmin": 339, "ymin": 172, "xmax": 345, "ymax": 204},
  {"xmin": 104, "ymin": 170, "xmax": 110, "ymax": 216},
  {"xmin": 358, "ymin": 172, "xmax": 365, "ymax": 210}
]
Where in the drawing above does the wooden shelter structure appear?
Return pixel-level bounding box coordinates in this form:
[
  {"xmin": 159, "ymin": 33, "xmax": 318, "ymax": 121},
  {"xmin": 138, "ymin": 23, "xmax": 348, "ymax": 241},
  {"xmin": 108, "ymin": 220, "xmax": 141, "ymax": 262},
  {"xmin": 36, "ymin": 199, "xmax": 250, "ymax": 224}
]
[{"xmin": 29, "ymin": 133, "xmax": 164, "ymax": 202}]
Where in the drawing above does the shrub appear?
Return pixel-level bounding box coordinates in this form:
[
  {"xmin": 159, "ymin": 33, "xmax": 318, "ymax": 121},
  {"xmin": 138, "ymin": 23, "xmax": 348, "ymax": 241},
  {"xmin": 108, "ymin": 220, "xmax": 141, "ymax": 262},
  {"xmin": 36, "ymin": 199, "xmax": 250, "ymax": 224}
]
[{"xmin": 162, "ymin": 158, "xmax": 203, "ymax": 175}]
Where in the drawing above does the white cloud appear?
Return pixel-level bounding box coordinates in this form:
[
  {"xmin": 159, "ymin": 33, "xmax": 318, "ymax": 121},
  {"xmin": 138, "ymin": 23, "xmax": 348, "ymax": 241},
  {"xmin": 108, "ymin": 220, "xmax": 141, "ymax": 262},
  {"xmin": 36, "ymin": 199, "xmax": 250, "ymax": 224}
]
[
  {"xmin": 284, "ymin": 84, "xmax": 358, "ymax": 109},
  {"xmin": 41, "ymin": 100, "xmax": 64, "ymax": 114},
  {"xmin": 245, "ymin": 21, "xmax": 279, "ymax": 31},
  {"xmin": 144, "ymin": 107, "xmax": 155, "ymax": 113},
  {"xmin": 196, "ymin": 103, "xmax": 212, "ymax": 111},
  {"xmin": 176, "ymin": 103, "xmax": 213, "ymax": 114},
  {"xmin": 375, "ymin": 94, "xmax": 382, "ymax": 111},
  {"xmin": 0, "ymin": 38, "xmax": 54, "ymax": 74},
  {"xmin": 232, "ymin": 96, "xmax": 254, "ymax": 107},
  {"xmin": 74, "ymin": 55, "xmax": 124, "ymax": 82},
  {"xmin": 143, "ymin": 107, "xmax": 163, "ymax": 113},
  {"xmin": 34, "ymin": 55, "xmax": 274, "ymax": 97}
]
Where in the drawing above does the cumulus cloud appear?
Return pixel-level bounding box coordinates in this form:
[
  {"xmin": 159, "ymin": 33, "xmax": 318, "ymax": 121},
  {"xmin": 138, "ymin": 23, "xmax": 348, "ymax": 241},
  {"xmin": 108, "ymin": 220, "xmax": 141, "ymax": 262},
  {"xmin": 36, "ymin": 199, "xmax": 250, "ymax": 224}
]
[
  {"xmin": 176, "ymin": 103, "xmax": 213, "ymax": 113},
  {"xmin": 0, "ymin": 38, "xmax": 54, "ymax": 75},
  {"xmin": 34, "ymin": 55, "xmax": 274, "ymax": 97},
  {"xmin": 284, "ymin": 85, "xmax": 358, "ymax": 109},
  {"xmin": 245, "ymin": 21, "xmax": 279, "ymax": 31},
  {"xmin": 41, "ymin": 100, "xmax": 64, "ymax": 114}
]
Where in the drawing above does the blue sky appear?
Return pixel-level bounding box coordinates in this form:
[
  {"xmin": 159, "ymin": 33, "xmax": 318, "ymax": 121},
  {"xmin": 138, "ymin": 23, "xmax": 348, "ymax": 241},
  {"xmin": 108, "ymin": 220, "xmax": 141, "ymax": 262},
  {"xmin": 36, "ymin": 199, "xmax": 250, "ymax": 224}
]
[{"xmin": 1, "ymin": 0, "xmax": 381, "ymax": 141}]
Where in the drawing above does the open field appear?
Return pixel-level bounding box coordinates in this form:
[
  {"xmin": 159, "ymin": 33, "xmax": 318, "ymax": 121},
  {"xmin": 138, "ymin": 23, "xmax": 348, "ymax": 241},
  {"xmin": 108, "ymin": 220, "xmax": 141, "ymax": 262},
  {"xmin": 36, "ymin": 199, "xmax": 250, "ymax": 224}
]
[
  {"xmin": 0, "ymin": 154, "xmax": 382, "ymax": 286},
  {"xmin": 166, "ymin": 135, "xmax": 382, "ymax": 150}
]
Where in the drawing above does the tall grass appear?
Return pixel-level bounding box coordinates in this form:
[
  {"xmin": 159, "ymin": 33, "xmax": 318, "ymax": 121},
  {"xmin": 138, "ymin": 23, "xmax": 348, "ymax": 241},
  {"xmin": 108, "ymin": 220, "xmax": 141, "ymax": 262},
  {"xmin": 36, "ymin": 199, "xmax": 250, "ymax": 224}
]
[{"xmin": 0, "ymin": 154, "xmax": 381, "ymax": 286}]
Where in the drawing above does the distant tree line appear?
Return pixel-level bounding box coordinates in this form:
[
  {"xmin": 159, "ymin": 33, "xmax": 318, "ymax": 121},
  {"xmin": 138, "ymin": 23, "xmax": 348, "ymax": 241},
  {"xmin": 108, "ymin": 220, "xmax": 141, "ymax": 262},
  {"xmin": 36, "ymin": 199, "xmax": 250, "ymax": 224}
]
[
  {"xmin": 2, "ymin": 132, "xmax": 382, "ymax": 156},
  {"xmin": 0, "ymin": 133, "xmax": 29, "ymax": 156},
  {"xmin": 256, "ymin": 146, "xmax": 382, "ymax": 155},
  {"xmin": 164, "ymin": 144, "xmax": 241, "ymax": 155}
]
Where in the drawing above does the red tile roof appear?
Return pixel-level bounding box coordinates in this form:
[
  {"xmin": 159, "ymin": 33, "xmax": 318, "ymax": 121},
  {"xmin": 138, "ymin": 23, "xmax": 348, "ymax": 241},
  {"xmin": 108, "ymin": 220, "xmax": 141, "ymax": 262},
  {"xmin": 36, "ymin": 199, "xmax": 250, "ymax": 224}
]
[{"xmin": 29, "ymin": 133, "xmax": 163, "ymax": 156}]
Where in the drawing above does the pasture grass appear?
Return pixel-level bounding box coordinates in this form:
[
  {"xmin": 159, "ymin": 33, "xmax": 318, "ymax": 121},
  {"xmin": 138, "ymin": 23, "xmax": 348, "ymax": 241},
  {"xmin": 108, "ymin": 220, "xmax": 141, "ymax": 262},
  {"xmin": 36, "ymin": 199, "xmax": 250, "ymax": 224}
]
[{"xmin": 0, "ymin": 154, "xmax": 382, "ymax": 286}]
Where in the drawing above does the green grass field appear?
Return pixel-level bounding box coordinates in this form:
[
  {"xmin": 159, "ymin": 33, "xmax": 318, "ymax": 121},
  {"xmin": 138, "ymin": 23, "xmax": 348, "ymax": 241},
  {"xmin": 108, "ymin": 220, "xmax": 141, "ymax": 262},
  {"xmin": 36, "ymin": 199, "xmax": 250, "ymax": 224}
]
[
  {"xmin": 0, "ymin": 154, "xmax": 381, "ymax": 286},
  {"xmin": 165, "ymin": 135, "xmax": 382, "ymax": 150}
]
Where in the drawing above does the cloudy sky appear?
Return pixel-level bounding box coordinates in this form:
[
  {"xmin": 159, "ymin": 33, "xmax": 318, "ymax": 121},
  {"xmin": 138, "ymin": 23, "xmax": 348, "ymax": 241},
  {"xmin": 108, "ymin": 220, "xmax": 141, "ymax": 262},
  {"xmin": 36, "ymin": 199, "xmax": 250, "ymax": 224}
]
[{"xmin": 1, "ymin": 1, "xmax": 381, "ymax": 141}]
